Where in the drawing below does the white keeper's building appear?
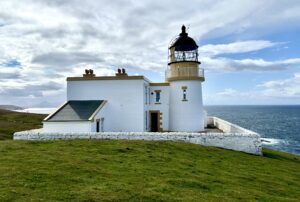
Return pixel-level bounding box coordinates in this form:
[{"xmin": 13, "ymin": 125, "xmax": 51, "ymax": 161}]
[{"xmin": 43, "ymin": 25, "xmax": 206, "ymax": 133}]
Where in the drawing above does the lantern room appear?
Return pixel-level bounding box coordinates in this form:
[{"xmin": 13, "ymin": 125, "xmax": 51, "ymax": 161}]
[
  {"xmin": 166, "ymin": 25, "xmax": 204, "ymax": 82},
  {"xmin": 168, "ymin": 25, "xmax": 200, "ymax": 64}
]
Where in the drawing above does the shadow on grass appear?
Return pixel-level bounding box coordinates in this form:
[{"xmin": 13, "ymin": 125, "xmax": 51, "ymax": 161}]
[{"xmin": 263, "ymin": 148, "xmax": 300, "ymax": 162}]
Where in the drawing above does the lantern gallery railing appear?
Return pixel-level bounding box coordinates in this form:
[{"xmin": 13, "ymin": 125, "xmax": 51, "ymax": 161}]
[{"xmin": 165, "ymin": 67, "xmax": 204, "ymax": 80}]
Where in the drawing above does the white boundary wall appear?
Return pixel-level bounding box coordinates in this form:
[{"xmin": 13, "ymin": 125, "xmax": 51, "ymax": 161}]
[
  {"xmin": 207, "ymin": 116, "xmax": 255, "ymax": 133},
  {"xmin": 14, "ymin": 116, "xmax": 262, "ymax": 155}
]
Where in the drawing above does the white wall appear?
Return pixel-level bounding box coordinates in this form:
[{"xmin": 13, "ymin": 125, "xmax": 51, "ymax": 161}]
[
  {"xmin": 43, "ymin": 122, "xmax": 92, "ymax": 133},
  {"xmin": 91, "ymin": 103, "xmax": 109, "ymax": 132},
  {"xmin": 65, "ymin": 78, "xmax": 204, "ymax": 132},
  {"xmin": 169, "ymin": 80, "xmax": 204, "ymax": 132},
  {"xmin": 67, "ymin": 79, "xmax": 145, "ymax": 132},
  {"xmin": 147, "ymin": 85, "xmax": 170, "ymax": 131}
]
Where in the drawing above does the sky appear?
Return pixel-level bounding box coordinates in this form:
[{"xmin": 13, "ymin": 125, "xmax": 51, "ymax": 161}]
[{"xmin": 0, "ymin": 0, "xmax": 300, "ymax": 107}]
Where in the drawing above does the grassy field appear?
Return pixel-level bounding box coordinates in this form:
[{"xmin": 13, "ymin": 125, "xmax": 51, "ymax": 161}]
[
  {"xmin": 0, "ymin": 109, "xmax": 46, "ymax": 140},
  {"xmin": 0, "ymin": 109, "xmax": 299, "ymax": 201},
  {"xmin": 0, "ymin": 140, "xmax": 299, "ymax": 201}
]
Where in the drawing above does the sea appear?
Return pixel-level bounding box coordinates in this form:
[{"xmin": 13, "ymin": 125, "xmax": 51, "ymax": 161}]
[{"xmin": 204, "ymin": 105, "xmax": 300, "ymax": 155}]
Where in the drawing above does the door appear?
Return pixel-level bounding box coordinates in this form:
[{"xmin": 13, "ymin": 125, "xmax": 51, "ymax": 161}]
[
  {"xmin": 96, "ymin": 118, "xmax": 104, "ymax": 132},
  {"xmin": 150, "ymin": 112, "xmax": 159, "ymax": 132},
  {"xmin": 96, "ymin": 119, "xmax": 100, "ymax": 132}
]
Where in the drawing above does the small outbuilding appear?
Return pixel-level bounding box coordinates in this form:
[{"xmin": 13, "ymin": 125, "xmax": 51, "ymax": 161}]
[{"xmin": 43, "ymin": 100, "xmax": 107, "ymax": 133}]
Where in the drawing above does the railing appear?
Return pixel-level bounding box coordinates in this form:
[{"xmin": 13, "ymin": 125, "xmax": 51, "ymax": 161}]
[{"xmin": 165, "ymin": 67, "xmax": 204, "ymax": 80}]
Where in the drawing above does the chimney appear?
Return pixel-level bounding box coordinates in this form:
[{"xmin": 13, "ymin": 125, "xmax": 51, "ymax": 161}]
[
  {"xmin": 116, "ymin": 68, "xmax": 128, "ymax": 76},
  {"xmin": 83, "ymin": 69, "xmax": 95, "ymax": 77}
]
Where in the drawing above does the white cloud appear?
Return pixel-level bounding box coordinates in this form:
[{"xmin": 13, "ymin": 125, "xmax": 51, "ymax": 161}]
[
  {"xmin": 202, "ymin": 57, "xmax": 300, "ymax": 72},
  {"xmin": 216, "ymin": 88, "xmax": 239, "ymax": 96},
  {"xmin": 199, "ymin": 40, "xmax": 281, "ymax": 57},
  {"xmin": 257, "ymin": 73, "xmax": 300, "ymax": 98},
  {"xmin": 0, "ymin": 67, "xmax": 21, "ymax": 79},
  {"xmin": 213, "ymin": 72, "xmax": 300, "ymax": 105},
  {"xmin": 1, "ymin": 0, "xmax": 300, "ymax": 106}
]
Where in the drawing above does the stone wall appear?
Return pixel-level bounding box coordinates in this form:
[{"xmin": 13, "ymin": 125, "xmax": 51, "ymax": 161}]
[{"xmin": 14, "ymin": 128, "xmax": 262, "ymax": 156}]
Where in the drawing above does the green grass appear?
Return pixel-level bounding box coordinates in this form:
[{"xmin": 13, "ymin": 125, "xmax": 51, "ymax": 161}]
[
  {"xmin": 0, "ymin": 109, "xmax": 46, "ymax": 140},
  {"xmin": 0, "ymin": 109, "xmax": 299, "ymax": 201},
  {"xmin": 0, "ymin": 140, "xmax": 299, "ymax": 201}
]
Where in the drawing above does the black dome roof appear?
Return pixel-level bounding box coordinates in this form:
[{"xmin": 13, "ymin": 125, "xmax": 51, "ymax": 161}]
[{"xmin": 169, "ymin": 25, "xmax": 198, "ymax": 51}]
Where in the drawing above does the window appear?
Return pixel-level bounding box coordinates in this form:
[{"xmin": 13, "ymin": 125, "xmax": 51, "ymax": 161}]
[
  {"xmin": 182, "ymin": 86, "xmax": 188, "ymax": 101},
  {"xmin": 148, "ymin": 88, "xmax": 151, "ymax": 104},
  {"xmin": 155, "ymin": 90, "xmax": 161, "ymax": 103},
  {"xmin": 183, "ymin": 89, "xmax": 187, "ymax": 100},
  {"xmin": 145, "ymin": 86, "xmax": 148, "ymax": 105}
]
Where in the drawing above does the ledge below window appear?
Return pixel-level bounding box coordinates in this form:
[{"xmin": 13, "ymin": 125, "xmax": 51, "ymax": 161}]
[
  {"xmin": 155, "ymin": 102, "xmax": 161, "ymax": 104},
  {"xmin": 182, "ymin": 99, "xmax": 188, "ymax": 102}
]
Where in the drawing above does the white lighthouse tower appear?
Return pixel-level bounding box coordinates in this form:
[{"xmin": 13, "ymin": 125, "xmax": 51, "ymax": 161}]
[{"xmin": 167, "ymin": 25, "xmax": 205, "ymax": 132}]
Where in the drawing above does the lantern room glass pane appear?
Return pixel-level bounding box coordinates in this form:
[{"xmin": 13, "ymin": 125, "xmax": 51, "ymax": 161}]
[{"xmin": 169, "ymin": 50, "xmax": 198, "ymax": 63}]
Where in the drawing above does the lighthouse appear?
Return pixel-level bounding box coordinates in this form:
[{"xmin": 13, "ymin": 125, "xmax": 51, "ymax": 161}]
[
  {"xmin": 24, "ymin": 24, "xmax": 261, "ymax": 155},
  {"xmin": 166, "ymin": 25, "xmax": 205, "ymax": 132},
  {"xmin": 43, "ymin": 25, "xmax": 205, "ymax": 133}
]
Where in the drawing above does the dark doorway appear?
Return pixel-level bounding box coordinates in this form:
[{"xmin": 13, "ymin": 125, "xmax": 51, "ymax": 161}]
[
  {"xmin": 96, "ymin": 119, "xmax": 100, "ymax": 132},
  {"xmin": 150, "ymin": 112, "xmax": 159, "ymax": 132}
]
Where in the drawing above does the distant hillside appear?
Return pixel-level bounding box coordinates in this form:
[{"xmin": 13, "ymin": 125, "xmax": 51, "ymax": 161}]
[
  {"xmin": 0, "ymin": 105, "xmax": 23, "ymax": 111},
  {"xmin": 0, "ymin": 109, "xmax": 46, "ymax": 140}
]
